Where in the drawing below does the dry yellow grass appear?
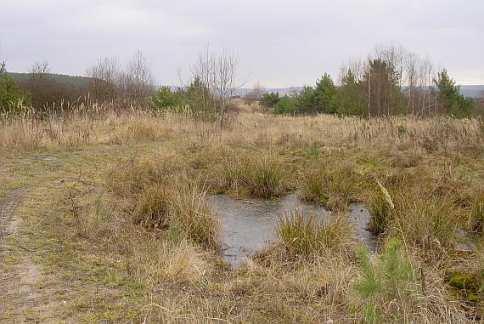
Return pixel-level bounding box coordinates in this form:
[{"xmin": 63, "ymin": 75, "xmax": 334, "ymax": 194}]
[{"xmin": 0, "ymin": 106, "xmax": 482, "ymax": 322}]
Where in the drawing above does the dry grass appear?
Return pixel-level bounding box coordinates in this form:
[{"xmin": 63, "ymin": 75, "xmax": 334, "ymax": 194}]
[
  {"xmin": 1, "ymin": 106, "xmax": 482, "ymax": 322},
  {"xmin": 300, "ymin": 162, "xmax": 361, "ymax": 211},
  {"xmin": 214, "ymin": 152, "xmax": 287, "ymax": 198},
  {"xmin": 278, "ymin": 211, "xmax": 353, "ymax": 257}
]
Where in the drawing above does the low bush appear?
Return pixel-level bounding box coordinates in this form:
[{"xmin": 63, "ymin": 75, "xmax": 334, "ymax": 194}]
[
  {"xmin": 0, "ymin": 73, "xmax": 28, "ymax": 115},
  {"xmin": 273, "ymin": 96, "xmax": 298, "ymax": 115},
  {"xmin": 245, "ymin": 157, "xmax": 285, "ymax": 199},
  {"xmin": 261, "ymin": 92, "xmax": 280, "ymax": 108},
  {"xmin": 106, "ymin": 159, "xmax": 218, "ymax": 248},
  {"xmin": 151, "ymin": 86, "xmax": 185, "ymax": 110},
  {"xmin": 106, "ymin": 158, "xmax": 183, "ymax": 197}
]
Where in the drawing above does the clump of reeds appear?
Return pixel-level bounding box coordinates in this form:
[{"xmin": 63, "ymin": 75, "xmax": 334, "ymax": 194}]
[
  {"xmin": 133, "ymin": 183, "xmax": 171, "ymax": 230},
  {"xmin": 391, "ymin": 194, "xmax": 457, "ymax": 254},
  {"xmin": 216, "ymin": 153, "xmax": 286, "ymax": 199},
  {"xmin": 300, "ymin": 163, "xmax": 359, "ymax": 211},
  {"xmin": 278, "ymin": 210, "xmax": 351, "ymax": 257},
  {"xmin": 368, "ymin": 181, "xmax": 394, "ymax": 235},
  {"xmin": 107, "ymin": 159, "xmax": 218, "ymax": 249},
  {"xmin": 468, "ymin": 193, "xmax": 484, "ymax": 235}
]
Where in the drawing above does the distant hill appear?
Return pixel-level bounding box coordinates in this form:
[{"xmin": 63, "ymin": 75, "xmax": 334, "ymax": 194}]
[
  {"xmin": 7, "ymin": 72, "xmax": 93, "ymax": 91},
  {"xmin": 7, "ymin": 72, "xmax": 483, "ymax": 100},
  {"xmin": 460, "ymin": 85, "xmax": 484, "ymax": 99}
]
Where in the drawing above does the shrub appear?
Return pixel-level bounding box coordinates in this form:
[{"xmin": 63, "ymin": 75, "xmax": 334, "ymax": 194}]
[
  {"xmin": 111, "ymin": 164, "xmax": 219, "ymax": 249},
  {"xmin": 19, "ymin": 76, "xmax": 88, "ymax": 111},
  {"xmin": 151, "ymin": 86, "xmax": 184, "ymax": 110},
  {"xmin": 106, "ymin": 158, "xmax": 184, "ymax": 198},
  {"xmin": 106, "ymin": 160, "xmax": 165, "ymax": 197},
  {"xmin": 273, "ymin": 96, "xmax": 298, "ymax": 115},
  {"xmin": 261, "ymin": 92, "xmax": 280, "ymax": 108},
  {"xmin": 278, "ymin": 211, "xmax": 350, "ymax": 256},
  {"xmin": 216, "ymin": 155, "xmax": 245, "ymax": 195},
  {"xmin": 0, "ymin": 73, "xmax": 28, "ymax": 115}
]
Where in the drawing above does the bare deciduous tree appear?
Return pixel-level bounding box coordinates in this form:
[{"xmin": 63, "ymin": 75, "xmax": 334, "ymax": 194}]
[
  {"xmin": 0, "ymin": 44, "xmax": 6, "ymax": 74},
  {"xmin": 244, "ymin": 82, "xmax": 265, "ymax": 104},
  {"xmin": 31, "ymin": 61, "xmax": 50, "ymax": 80},
  {"xmin": 123, "ymin": 50, "xmax": 154, "ymax": 100},
  {"xmin": 191, "ymin": 48, "xmax": 238, "ymax": 126},
  {"xmin": 87, "ymin": 51, "xmax": 154, "ymax": 105},
  {"xmin": 87, "ymin": 57, "xmax": 121, "ymax": 102}
]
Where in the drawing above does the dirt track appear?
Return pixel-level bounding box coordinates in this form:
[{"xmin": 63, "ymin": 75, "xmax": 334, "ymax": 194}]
[
  {"xmin": 0, "ymin": 189, "xmax": 42, "ymax": 321},
  {"xmin": 0, "ymin": 189, "xmax": 24, "ymax": 253}
]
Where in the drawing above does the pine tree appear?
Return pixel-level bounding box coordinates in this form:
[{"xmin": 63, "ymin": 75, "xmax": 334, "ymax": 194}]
[
  {"xmin": 313, "ymin": 73, "xmax": 337, "ymax": 113},
  {"xmin": 336, "ymin": 69, "xmax": 367, "ymax": 116},
  {"xmin": 434, "ymin": 69, "xmax": 473, "ymax": 117}
]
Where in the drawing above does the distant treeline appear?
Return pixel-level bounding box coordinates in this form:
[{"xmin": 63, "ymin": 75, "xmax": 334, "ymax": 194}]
[
  {"xmin": 1, "ymin": 45, "xmax": 483, "ymax": 118},
  {"xmin": 256, "ymin": 46, "xmax": 479, "ymax": 118},
  {"xmin": 0, "ymin": 52, "xmax": 156, "ymax": 116}
]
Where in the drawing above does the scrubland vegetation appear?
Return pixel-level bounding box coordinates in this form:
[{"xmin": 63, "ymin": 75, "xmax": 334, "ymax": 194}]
[
  {"xmin": 0, "ymin": 46, "xmax": 483, "ymax": 322},
  {"xmin": 1, "ymin": 105, "xmax": 482, "ymax": 322}
]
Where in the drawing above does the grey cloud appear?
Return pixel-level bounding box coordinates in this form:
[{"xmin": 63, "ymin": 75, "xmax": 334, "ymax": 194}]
[{"xmin": 1, "ymin": 0, "xmax": 483, "ymax": 87}]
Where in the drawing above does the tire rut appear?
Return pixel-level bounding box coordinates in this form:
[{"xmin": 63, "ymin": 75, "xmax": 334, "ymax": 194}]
[{"xmin": 0, "ymin": 189, "xmax": 25, "ymax": 250}]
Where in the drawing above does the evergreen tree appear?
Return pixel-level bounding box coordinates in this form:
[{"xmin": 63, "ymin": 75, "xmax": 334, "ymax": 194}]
[
  {"xmin": 361, "ymin": 59, "xmax": 405, "ymax": 116},
  {"xmin": 336, "ymin": 69, "xmax": 367, "ymax": 116},
  {"xmin": 313, "ymin": 73, "xmax": 337, "ymax": 113},
  {"xmin": 261, "ymin": 92, "xmax": 280, "ymax": 108},
  {"xmin": 296, "ymin": 86, "xmax": 317, "ymax": 114},
  {"xmin": 434, "ymin": 69, "xmax": 473, "ymax": 117},
  {"xmin": 151, "ymin": 86, "xmax": 184, "ymax": 110}
]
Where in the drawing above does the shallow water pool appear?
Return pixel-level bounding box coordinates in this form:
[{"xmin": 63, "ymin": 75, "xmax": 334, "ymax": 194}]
[{"xmin": 209, "ymin": 194, "xmax": 377, "ymax": 267}]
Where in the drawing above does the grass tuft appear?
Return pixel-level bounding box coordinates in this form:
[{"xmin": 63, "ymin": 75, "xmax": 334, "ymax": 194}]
[
  {"xmin": 278, "ymin": 210, "xmax": 351, "ymax": 257},
  {"xmin": 469, "ymin": 193, "xmax": 484, "ymax": 234},
  {"xmin": 216, "ymin": 153, "xmax": 286, "ymax": 199},
  {"xmin": 368, "ymin": 181, "xmax": 394, "ymax": 235},
  {"xmin": 169, "ymin": 181, "xmax": 219, "ymax": 249},
  {"xmin": 245, "ymin": 157, "xmax": 285, "ymax": 199},
  {"xmin": 300, "ymin": 163, "xmax": 359, "ymax": 211},
  {"xmin": 133, "ymin": 184, "xmax": 170, "ymax": 230}
]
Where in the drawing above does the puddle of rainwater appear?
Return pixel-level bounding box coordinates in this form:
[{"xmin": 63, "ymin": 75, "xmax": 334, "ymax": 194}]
[{"xmin": 208, "ymin": 194, "xmax": 377, "ymax": 268}]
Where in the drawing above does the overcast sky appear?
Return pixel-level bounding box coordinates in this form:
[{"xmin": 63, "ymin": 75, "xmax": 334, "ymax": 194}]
[{"xmin": 1, "ymin": 0, "xmax": 483, "ymax": 87}]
